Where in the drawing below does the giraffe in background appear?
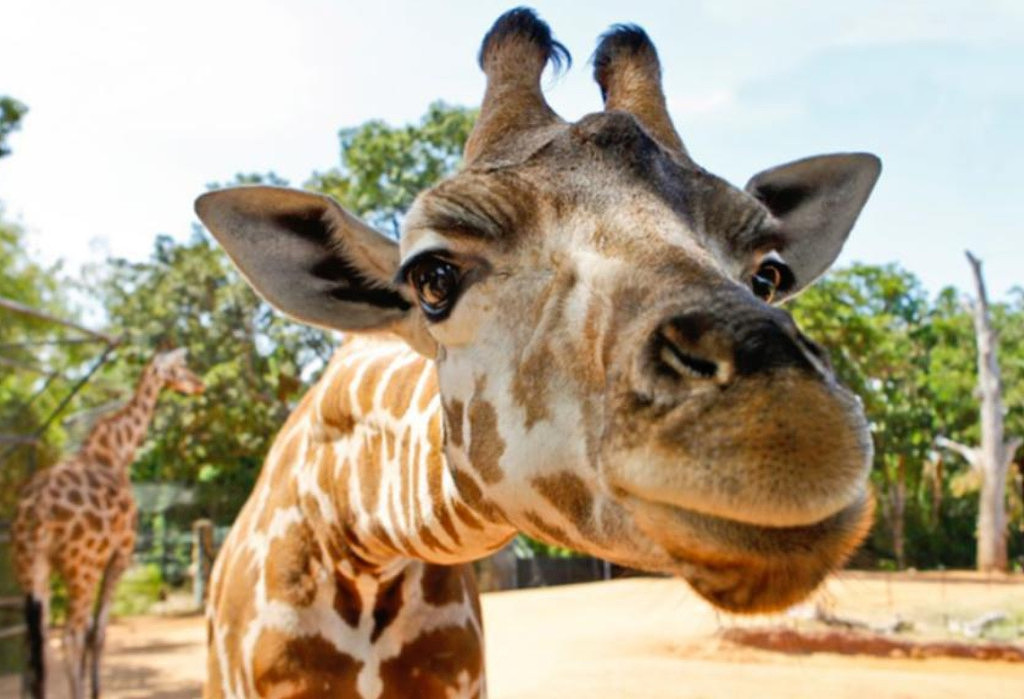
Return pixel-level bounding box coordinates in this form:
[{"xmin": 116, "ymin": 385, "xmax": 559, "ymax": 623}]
[
  {"xmin": 12, "ymin": 348, "xmax": 204, "ymax": 699},
  {"xmin": 196, "ymin": 8, "xmax": 881, "ymax": 697}
]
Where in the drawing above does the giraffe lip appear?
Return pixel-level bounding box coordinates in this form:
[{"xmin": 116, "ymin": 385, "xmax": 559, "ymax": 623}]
[{"xmin": 625, "ymin": 493, "xmax": 873, "ymax": 613}]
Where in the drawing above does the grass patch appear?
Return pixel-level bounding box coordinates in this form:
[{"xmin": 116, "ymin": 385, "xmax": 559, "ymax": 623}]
[
  {"xmin": 111, "ymin": 564, "xmax": 164, "ymax": 617},
  {"xmin": 48, "ymin": 563, "xmax": 165, "ymax": 624},
  {"xmin": 980, "ymin": 609, "xmax": 1024, "ymax": 642}
]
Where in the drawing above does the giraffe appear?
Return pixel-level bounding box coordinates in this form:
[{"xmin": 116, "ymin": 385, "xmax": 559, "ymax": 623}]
[
  {"xmin": 11, "ymin": 347, "xmax": 204, "ymax": 699},
  {"xmin": 195, "ymin": 8, "xmax": 882, "ymax": 697}
]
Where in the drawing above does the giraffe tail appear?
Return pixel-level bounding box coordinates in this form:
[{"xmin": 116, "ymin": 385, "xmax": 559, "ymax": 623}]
[{"xmin": 24, "ymin": 594, "xmax": 45, "ymax": 699}]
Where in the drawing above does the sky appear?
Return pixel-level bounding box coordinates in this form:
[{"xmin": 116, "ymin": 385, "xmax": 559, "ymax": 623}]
[{"xmin": 1, "ymin": 0, "xmax": 1022, "ymax": 300}]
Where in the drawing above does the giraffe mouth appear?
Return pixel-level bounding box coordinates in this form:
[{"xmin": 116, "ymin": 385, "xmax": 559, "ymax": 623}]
[{"xmin": 626, "ymin": 491, "xmax": 873, "ymax": 613}]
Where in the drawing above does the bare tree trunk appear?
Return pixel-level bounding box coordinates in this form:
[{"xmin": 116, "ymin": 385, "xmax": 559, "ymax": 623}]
[
  {"xmin": 965, "ymin": 252, "xmax": 1013, "ymax": 572},
  {"xmin": 892, "ymin": 455, "xmax": 906, "ymax": 569},
  {"xmin": 930, "ymin": 454, "xmax": 943, "ymax": 527}
]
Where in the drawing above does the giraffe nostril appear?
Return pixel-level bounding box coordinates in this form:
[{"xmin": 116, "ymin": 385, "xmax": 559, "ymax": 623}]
[
  {"xmin": 658, "ymin": 339, "xmax": 717, "ymax": 379},
  {"xmin": 653, "ymin": 317, "xmax": 731, "ymax": 383}
]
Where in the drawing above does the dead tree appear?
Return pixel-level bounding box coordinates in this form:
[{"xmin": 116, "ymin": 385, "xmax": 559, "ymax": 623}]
[{"xmin": 936, "ymin": 252, "xmax": 1022, "ymax": 572}]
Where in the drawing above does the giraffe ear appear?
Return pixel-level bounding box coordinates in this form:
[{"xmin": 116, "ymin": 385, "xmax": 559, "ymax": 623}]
[
  {"xmin": 745, "ymin": 153, "xmax": 881, "ymax": 298},
  {"xmin": 195, "ymin": 187, "xmax": 436, "ymax": 355}
]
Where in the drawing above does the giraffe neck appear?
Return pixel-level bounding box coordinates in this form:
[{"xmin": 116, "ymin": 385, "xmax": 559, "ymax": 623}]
[
  {"xmin": 282, "ymin": 337, "xmax": 515, "ymax": 570},
  {"xmin": 207, "ymin": 337, "xmax": 510, "ymax": 697},
  {"xmin": 80, "ymin": 362, "xmax": 164, "ymax": 475}
]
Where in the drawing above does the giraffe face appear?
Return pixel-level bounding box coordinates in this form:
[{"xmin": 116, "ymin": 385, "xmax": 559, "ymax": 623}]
[
  {"xmin": 153, "ymin": 349, "xmax": 205, "ymax": 396},
  {"xmin": 398, "ymin": 115, "xmax": 876, "ymax": 612},
  {"xmin": 196, "ymin": 11, "xmax": 880, "ymax": 613}
]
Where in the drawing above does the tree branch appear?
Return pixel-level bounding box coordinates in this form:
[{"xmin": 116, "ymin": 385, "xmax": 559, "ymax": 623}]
[
  {"xmin": 935, "ymin": 436, "xmax": 981, "ymax": 470},
  {"xmin": 1005, "ymin": 437, "xmax": 1023, "ymax": 469},
  {"xmin": 965, "ymin": 251, "xmax": 989, "ymax": 314}
]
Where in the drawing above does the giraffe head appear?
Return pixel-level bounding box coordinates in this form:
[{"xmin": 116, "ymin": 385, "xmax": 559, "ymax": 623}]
[
  {"xmin": 196, "ymin": 9, "xmax": 880, "ymax": 613},
  {"xmin": 151, "ymin": 348, "xmax": 205, "ymax": 396}
]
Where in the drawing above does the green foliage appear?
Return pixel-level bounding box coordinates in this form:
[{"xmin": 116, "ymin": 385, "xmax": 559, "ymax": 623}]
[
  {"xmin": 112, "ymin": 564, "xmax": 165, "ymax": 617},
  {"xmin": 0, "ymin": 210, "xmax": 86, "ymax": 517},
  {"xmin": 46, "ymin": 563, "xmax": 164, "ymax": 621},
  {"xmin": 514, "ymin": 534, "xmax": 581, "ymax": 559},
  {"xmin": 307, "ymin": 101, "xmax": 476, "ymax": 237},
  {"xmin": 85, "ymin": 227, "xmax": 336, "ymax": 522},
  {"xmin": 0, "ymin": 96, "xmax": 27, "ymax": 160}
]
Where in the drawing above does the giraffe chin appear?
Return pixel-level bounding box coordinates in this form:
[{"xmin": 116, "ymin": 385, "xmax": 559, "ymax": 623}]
[{"xmin": 626, "ymin": 491, "xmax": 874, "ymax": 614}]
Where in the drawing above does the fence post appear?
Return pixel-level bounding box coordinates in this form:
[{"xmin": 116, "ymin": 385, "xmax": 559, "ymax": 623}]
[{"xmin": 192, "ymin": 519, "xmax": 215, "ymax": 610}]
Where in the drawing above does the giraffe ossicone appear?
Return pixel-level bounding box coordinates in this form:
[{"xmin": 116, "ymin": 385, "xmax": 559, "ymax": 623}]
[
  {"xmin": 13, "ymin": 348, "xmax": 204, "ymax": 699},
  {"xmin": 197, "ymin": 8, "xmax": 881, "ymax": 697}
]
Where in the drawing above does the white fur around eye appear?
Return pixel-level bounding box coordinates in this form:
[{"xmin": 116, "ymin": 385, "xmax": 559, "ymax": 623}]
[{"xmin": 400, "ymin": 229, "xmax": 453, "ymax": 261}]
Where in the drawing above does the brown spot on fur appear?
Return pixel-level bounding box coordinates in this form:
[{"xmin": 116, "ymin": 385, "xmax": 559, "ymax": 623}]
[
  {"xmin": 333, "ymin": 569, "xmax": 362, "ymax": 628},
  {"xmin": 252, "ymin": 628, "xmax": 363, "ymax": 697},
  {"xmin": 355, "ymin": 354, "xmax": 396, "ymax": 416},
  {"xmin": 452, "ymin": 500, "xmax": 483, "ymax": 530},
  {"xmin": 421, "ymin": 564, "xmax": 465, "ymax": 607},
  {"xmin": 382, "ymin": 361, "xmax": 421, "ymax": 420},
  {"xmin": 511, "ymin": 342, "xmax": 554, "ymax": 428},
  {"xmin": 524, "ymin": 509, "xmax": 577, "ymax": 550},
  {"xmin": 467, "ymin": 378, "xmax": 505, "ymax": 484},
  {"xmin": 358, "ymin": 431, "xmax": 383, "ymax": 514},
  {"xmin": 67, "ymin": 489, "xmax": 83, "ymax": 506},
  {"xmin": 378, "ymin": 623, "xmax": 482, "ymax": 699},
  {"xmin": 265, "ymin": 523, "xmax": 318, "ymax": 608},
  {"xmin": 333, "ymin": 523, "xmax": 373, "ymax": 570},
  {"xmin": 325, "ymin": 409, "xmax": 355, "ymax": 435},
  {"xmin": 51, "ymin": 504, "xmax": 72, "ymax": 522},
  {"xmin": 426, "ymin": 414, "xmax": 461, "ymax": 546},
  {"xmin": 418, "ymin": 525, "xmax": 453, "ymax": 555},
  {"xmin": 387, "ymin": 496, "xmax": 421, "ymax": 558},
  {"xmin": 444, "ymin": 399, "xmax": 464, "ymax": 448},
  {"xmin": 83, "ymin": 511, "xmax": 103, "ymax": 532},
  {"xmin": 371, "ymin": 571, "xmax": 405, "ymax": 642},
  {"xmin": 452, "ymin": 469, "xmax": 506, "ymax": 523},
  {"xmin": 532, "ymin": 472, "xmax": 598, "ymax": 540}
]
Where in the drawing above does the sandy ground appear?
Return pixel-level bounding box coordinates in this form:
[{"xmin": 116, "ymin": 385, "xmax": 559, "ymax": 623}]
[{"xmin": 3, "ymin": 571, "xmax": 1023, "ymax": 698}]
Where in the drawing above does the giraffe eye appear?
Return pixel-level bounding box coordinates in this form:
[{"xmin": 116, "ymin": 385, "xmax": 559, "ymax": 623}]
[
  {"xmin": 405, "ymin": 255, "xmax": 463, "ymax": 321},
  {"xmin": 751, "ymin": 258, "xmax": 793, "ymax": 303}
]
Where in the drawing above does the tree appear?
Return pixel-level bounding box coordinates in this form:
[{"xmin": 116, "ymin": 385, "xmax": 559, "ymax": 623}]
[
  {"xmin": 791, "ymin": 261, "xmax": 1024, "ymax": 570},
  {"xmin": 0, "ymin": 101, "xmax": 94, "ymax": 520},
  {"xmin": 88, "ymin": 228, "xmax": 335, "ymax": 522},
  {"xmin": 0, "ymin": 96, "xmax": 28, "ymax": 160},
  {"xmin": 307, "ymin": 101, "xmax": 476, "ymax": 237},
  {"xmin": 936, "ymin": 253, "xmax": 1022, "ymax": 571},
  {"xmin": 791, "ymin": 264, "xmax": 936, "ymax": 568}
]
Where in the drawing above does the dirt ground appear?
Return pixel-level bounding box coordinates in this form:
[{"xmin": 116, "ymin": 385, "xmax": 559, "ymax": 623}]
[{"xmin": 3, "ymin": 571, "xmax": 1022, "ymax": 698}]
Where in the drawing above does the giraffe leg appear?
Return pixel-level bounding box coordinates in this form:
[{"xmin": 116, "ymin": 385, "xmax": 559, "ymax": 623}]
[
  {"xmin": 22, "ymin": 591, "xmax": 48, "ymax": 699},
  {"xmin": 63, "ymin": 575, "xmax": 98, "ymax": 699},
  {"xmin": 22, "ymin": 564, "xmax": 50, "ymax": 699},
  {"xmin": 88, "ymin": 553, "xmax": 125, "ymax": 699}
]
